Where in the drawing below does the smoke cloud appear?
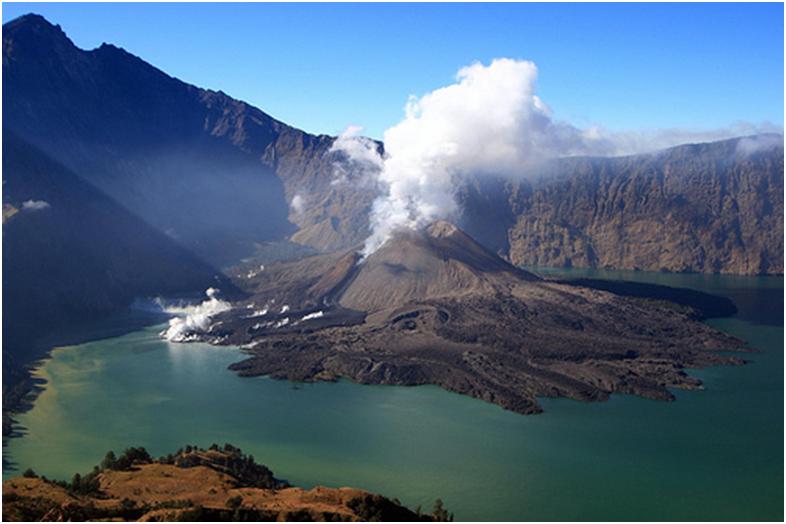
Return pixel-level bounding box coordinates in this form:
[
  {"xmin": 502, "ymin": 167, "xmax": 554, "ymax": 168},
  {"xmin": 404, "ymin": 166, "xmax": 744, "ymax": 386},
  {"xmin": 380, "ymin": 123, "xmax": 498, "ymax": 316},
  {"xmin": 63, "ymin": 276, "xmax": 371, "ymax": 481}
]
[
  {"xmin": 22, "ymin": 199, "xmax": 50, "ymax": 212},
  {"xmin": 160, "ymin": 287, "xmax": 231, "ymax": 342},
  {"xmin": 329, "ymin": 125, "xmax": 383, "ymax": 187},
  {"xmin": 331, "ymin": 126, "xmax": 383, "ymax": 170},
  {"xmin": 357, "ymin": 58, "xmax": 613, "ymax": 255},
  {"xmin": 335, "ymin": 58, "xmax": 781, "ymax": 256},
  {"xmin": 735, "ymin": 132, "xmax": 784, "ymax": 155},
  {"xmin": 598, "ymin": 122, "xmax": 783, "ymax": 157},
  {"xmin": 290, "ymin": 194, "xmax": 305, "ymax": 215}
]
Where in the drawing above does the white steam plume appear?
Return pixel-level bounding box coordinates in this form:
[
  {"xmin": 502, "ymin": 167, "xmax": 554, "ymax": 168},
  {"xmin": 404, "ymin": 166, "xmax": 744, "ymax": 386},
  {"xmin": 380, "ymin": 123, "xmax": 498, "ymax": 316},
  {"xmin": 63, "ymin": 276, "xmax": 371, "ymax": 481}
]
[
  {"xmin": 160, "ymin": 287, "xmax": 231, "ymax": 342},
  {"xmin": 290, "ymin": 194, "xmax": 305, "ymax": 215},
  {"xmin": 360, "ymin": 58, "xmax": 608, "ymax": 255},
  {"xmin": 338, "ymin": 58, "xmax": 781, "ymax": 256},
  {"xmin": 329, "ymin": 125, "xmax": 383, "ymax": 187},
  {"xmin": 735, "ymin": 132, "xmax": 784, "ymax": 155},
  {"xmin": 331, "ymin": 125, "xmax": 383, "ymax": 170},
  {"xmin": 598, "ymin": 122, "xmax": 783, "ymax": 157},
  {"xmin": 22, "ymin": 199, "xmax": 50, "ymax": 212}
]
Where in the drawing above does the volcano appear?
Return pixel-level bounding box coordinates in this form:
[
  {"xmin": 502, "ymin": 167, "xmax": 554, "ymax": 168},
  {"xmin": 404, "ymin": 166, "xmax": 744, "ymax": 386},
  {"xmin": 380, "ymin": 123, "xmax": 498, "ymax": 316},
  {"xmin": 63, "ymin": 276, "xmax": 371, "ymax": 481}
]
[{"xmin": 204, "ymin": 222, "xmax": 745, "ymax": 415}]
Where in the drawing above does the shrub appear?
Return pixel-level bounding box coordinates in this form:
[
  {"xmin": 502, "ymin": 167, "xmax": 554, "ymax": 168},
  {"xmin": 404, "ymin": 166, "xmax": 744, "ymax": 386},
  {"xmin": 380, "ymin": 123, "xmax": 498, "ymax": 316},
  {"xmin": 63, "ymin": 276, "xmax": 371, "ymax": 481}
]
[{"xmin": 226, "ymin": 495, "xmax": 243, "ymax": 510}]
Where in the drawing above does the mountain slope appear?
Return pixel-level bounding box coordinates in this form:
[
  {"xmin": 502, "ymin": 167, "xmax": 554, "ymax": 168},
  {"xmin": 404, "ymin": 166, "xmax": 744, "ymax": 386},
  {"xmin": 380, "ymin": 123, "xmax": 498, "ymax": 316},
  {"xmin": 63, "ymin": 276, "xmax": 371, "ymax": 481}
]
[
  {"xmin": 2, "ymin": 134, "xmax": 235, "ymax": 395},
  {"xmin": 337, "ymin": 221, "xmax": 538, "ymax": 312},
  {"xmin": 2, "ymin": 14, "xmax": 371, "ymax": 264}
]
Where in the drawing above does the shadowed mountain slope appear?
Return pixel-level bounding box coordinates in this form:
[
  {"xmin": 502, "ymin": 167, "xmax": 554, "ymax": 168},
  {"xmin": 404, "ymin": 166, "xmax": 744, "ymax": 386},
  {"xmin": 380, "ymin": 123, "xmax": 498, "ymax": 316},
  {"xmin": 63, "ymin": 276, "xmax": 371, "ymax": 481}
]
[
  {"xmin": 2, "ymin": 134, "xmax": 236, "ymax": 409},
  {"xmin": 2, "ymin": 14, "xmax": 374, "ymax": 264}
]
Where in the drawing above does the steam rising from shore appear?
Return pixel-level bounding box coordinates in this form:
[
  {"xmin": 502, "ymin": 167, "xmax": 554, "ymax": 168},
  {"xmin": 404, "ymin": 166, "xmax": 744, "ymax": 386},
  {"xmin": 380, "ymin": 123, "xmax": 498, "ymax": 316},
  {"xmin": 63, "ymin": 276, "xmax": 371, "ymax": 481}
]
[
  {"xmin": 331, "ymin": 58, "xmax": 781, "ymax": 257},
  {"xmin": 159, "ymin": 288, "xmax": 231, "ymax": 342}
]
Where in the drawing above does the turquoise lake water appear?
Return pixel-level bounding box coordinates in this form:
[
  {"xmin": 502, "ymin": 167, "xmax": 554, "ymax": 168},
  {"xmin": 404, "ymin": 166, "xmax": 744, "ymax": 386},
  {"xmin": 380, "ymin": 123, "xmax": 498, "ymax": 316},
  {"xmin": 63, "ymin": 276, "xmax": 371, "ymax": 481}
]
[{"xmin": 3, "ymin": 270, "xmax": 783, "ymax": 521}]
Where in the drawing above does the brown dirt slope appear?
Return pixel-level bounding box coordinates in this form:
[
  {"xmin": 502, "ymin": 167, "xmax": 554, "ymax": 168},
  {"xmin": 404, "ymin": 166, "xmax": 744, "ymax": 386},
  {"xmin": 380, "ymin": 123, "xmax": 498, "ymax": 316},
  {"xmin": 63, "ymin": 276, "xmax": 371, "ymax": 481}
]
[{"xmin": 3, "ymin": 446, "xmax": 437, "ymax": 522}]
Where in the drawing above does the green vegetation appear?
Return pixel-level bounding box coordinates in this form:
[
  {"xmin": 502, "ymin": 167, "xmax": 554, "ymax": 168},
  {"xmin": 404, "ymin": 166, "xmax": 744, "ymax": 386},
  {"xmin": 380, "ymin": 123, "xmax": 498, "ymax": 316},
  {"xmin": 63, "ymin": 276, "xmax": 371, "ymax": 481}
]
[
  {"xmin": 432, "ymin": 499, "xmax": 453, "ymax": 522},
  {"xmin": 100, "ymin": 451, "xmax": 117, "ymax": 470},
  {"xmin": 100, "ymin": 447, "xmax": 152, "ymax": 471},
  {"xmin": 68, "ymin": 467, "xmax": 101, "ymax": 496}
]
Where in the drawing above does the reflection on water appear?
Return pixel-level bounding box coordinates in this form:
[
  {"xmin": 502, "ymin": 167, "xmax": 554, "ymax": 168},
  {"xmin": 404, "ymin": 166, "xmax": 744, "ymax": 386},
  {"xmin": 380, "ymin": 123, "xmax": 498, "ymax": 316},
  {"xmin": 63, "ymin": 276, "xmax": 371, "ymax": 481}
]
[{"xmin": 3, "ymin": 271, "xmax": 783, "ymax": 521}]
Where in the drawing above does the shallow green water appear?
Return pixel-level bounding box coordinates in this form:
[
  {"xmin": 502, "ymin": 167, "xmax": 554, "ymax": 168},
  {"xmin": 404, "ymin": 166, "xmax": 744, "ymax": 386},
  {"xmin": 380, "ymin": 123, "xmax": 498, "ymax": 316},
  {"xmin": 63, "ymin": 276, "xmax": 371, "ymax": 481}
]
[{"xmin": 4, "ymin": 271, "xmax": 783, "ymax": 521}]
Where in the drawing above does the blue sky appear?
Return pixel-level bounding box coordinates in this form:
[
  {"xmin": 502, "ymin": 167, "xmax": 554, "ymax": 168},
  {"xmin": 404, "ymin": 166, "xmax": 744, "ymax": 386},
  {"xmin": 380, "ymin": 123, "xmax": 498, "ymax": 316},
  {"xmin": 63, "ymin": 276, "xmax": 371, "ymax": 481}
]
[{"xmin": 3, "ymin": 3, "xmax": 783, "ymax": 140}]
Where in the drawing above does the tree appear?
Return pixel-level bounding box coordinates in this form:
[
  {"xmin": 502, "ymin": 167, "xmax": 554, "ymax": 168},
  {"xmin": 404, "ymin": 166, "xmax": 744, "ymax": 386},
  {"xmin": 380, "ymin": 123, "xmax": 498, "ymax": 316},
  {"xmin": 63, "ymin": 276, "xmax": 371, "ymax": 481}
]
[
  {"xmin": 79, "ymin": 470, "xmax": 101, "ymax": 495},
  {"xmin": 101, "ymin": 451, "xmax": 117, "ymax": 470},
  {"xmin": 71, "ymin": 473, "xmax": 82, "ymax": 492},
  {"xmin": 122, "ymin": 447, "xmax": 151, "ymax": 464},
  {"xmin": 113, "ymin": 447, "xmax": 152, "ymax": 470},
  {"xmin": 22, "ymin": 468, "xmax": 37, "ymax": 478},
  {"xmin": 432, "ymin": 499, "xmax": 451, "ymax": 522}
]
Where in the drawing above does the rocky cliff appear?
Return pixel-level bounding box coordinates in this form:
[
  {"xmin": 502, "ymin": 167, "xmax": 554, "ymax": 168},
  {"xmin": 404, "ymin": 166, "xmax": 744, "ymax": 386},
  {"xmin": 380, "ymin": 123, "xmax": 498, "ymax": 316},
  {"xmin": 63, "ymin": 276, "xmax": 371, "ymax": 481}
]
[{"xmin": 497, "ymin": 137, "xmax": 784, "ymax": 274}]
